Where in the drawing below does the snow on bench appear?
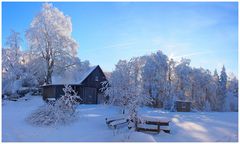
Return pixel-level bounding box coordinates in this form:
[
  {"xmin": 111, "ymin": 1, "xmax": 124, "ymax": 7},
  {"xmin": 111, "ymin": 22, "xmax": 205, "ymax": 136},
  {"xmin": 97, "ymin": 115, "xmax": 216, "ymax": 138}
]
[
  {"xmin": 136, "ymin": 123, "xmax": 171, "ymax": 134},
  {"xmin": 136, "ymin": 123, "xmax": 160, "ymax": 133},
  {"xmin": 140, "ymin": 115, "xmax": 171, "ymax": 123},
  {"xmin": 137, "ymin": 123, "xmax": 158, "ymax": 129},
  {"xmin": 105, "ymin": 114, "xmax": 127, "ymax": 125},
  {"xmin": 108, "ymin": 119, "xmax": 129, "ymax": 129},
  {"xmin": 160, "ymin": 126, "xmax": 170, "ymax": 130},
  {"xmin": 136, "ymin": 115, "xmax": 171, "ymax": 133}
]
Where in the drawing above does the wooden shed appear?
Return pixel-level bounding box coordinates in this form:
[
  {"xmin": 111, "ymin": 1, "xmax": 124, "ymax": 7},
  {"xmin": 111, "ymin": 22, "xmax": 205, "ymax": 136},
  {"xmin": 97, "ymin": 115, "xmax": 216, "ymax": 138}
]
[
  {"xmin": 42, "ymin": 65, "xmax": 108, "ymax": 104},
  {"xmin": 174, "ymin": 100, "xmax": 191, "ymax": 112}
]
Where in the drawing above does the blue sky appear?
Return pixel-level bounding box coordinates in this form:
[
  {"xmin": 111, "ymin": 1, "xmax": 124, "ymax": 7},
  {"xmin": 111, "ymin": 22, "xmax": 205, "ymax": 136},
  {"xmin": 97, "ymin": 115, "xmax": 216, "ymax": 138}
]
[{"xmin": 2, "ymin": 2, "xmax": 238, "ymax": 75}]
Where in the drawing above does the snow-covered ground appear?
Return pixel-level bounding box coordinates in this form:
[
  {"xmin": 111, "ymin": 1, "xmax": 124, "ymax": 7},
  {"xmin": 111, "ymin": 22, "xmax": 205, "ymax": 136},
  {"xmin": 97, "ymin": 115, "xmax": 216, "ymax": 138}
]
[{"xmin": 2, "ymin": 95, "xmax": 238, "ymax": 142}]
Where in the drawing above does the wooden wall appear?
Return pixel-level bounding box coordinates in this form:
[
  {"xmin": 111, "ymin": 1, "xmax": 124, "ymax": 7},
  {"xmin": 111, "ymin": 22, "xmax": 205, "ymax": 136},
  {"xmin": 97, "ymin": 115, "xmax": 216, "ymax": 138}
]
[
  {"xmin": 175, "ymin": 101, "xmax": 191, "ymax": 112},
  {"xmin": 42, "ymin": 85, "xmax": 98, "ymax": 104}
]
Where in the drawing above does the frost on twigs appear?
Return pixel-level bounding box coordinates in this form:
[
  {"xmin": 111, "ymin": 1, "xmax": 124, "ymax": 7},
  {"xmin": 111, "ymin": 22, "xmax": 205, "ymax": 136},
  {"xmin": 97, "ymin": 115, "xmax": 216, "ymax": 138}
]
[{"xmin": 27, "ymin": 84, "xmax": 81, "ymax": 126}]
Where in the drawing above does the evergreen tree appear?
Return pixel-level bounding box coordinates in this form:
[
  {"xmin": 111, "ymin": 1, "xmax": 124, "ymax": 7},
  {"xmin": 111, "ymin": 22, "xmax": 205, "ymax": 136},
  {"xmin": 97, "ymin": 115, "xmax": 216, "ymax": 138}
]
[{"xmin": 219, "ymin": 66, "xmax": 228, "ymax": 111}]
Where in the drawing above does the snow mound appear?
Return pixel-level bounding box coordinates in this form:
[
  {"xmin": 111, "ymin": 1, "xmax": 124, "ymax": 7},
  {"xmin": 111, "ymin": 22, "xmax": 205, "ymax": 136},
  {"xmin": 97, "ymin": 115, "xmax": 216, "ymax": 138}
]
[{"xmin": 26, "ymin": 104, "xmax": 79, "ymax": 127}]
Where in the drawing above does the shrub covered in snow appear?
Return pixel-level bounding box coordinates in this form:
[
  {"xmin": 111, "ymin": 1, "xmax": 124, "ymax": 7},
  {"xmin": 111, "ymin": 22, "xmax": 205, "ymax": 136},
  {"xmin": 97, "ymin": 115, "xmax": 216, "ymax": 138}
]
[
  {"xmin": 56, "ymin": 84, "xmax": 82, "ymax": 113},
  {"xmin": 27, "ymin": 84, "xmax": 81, "ymax": 126}
]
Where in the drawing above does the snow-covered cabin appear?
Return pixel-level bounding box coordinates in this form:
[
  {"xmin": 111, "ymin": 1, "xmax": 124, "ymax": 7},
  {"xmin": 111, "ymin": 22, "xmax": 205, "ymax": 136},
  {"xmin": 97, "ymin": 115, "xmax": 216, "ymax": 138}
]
[{"xmin": 42, "ymin": 65, "xmax": 108, "ymax": 104}]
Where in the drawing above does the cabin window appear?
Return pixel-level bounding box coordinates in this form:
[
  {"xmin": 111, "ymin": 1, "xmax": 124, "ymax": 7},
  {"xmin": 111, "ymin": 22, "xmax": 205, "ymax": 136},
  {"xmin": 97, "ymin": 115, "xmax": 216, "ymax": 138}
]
[{"xmin": 95, "ymin": 76, "xmax": 99, "ymax": 81}]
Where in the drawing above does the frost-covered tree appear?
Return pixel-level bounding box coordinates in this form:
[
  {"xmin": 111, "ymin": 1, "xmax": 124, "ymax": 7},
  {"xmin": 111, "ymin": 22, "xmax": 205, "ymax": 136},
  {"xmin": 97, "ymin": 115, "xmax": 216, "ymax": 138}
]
[
  {"xmin": 142, "ymin": 57, "xmax": 157, "ymax": 106},
  {"xmin": 104, "ymin": 57, "xmax": 151, "ymax": 130},
  {"xmin": 5, "ymin": 30, "xmax": 22, "ymax": 51},
  {"xmin": 205, "ymin": 76, "xmax": 218, "ymax": 111},
  {"xmin": 57, "ymin": 84, "xmax": 82, "ymax": 113},
  {"xmin": 219, "ymin": 66, "xmax": 228, "ymax": 111},
  {"xmin": 2, "ymin": 30, "xmax": 23, "ymax": 77},
  {"xmin": 106, "ymin": 57, "xmax": 152, "ymax": 115},
  {"xmin": 128, "ymin": 57, "xmax": 146, "ymax": 102},
  {"xmin": 109, "ymin": 60, "xmax": 131, "ymax": 113},
  {"xmin": 52, "ymin": 58, "xmax": 91, "ymax": 84},
  {"xmin": 25, "ymin": 3, "xmax": 78, "ymax": 84},
  {"xmin": 226, "ymin": 74, "xmax": 238, "ymax": 111},
  {"xmin": 27, "ymin": 84, "xmax": 81, "ymax": 126},
  {"xmin": 165, "ymin": 58, "xmax": 176, "ymax": 110},
  {"xmin": 174, "ymin": 58, "xmax": 192, "ymax": 101},
  {"xmin": 220, "ymin": 66, "xmax": 227, "ymax": 94},
  {"xmin": 190, "ymin": 68, "xmax": 217, "ymax": 111},
  {"xmin": 127, "ymin": 57, "xmax": 151, "ymax": 126},
  {"xmin": 213, "ymin": 69, "xmax": 220, "ymax": 82},
  {"xmin": 104, "ymin": 50, "xmax": 237, "ymax": 112},
  {"xmin": 2, "ymin": 30, "xmax": 24, "ymax": 95},
  {"xmin": 25, "ymin": 55, "xmax": 47, "ymax": 85},
  {"xmin": 142, "ymin": 51, "xmax": 168, "ymax": 108},
  {"xmin": 212, "ymin": 69, "xmax": 222, "ymax": 111},
  {"xmin": 127, "ymin": 87, "xmax": 151, "ymax": 131}
]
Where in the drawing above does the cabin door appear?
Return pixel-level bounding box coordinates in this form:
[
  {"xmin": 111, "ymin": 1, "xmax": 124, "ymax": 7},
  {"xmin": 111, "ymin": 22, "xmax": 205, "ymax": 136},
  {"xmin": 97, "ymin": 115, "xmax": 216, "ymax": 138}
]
[{"xmin": 83, "ymin": 87, "xmax": 97, "ymax": 104}]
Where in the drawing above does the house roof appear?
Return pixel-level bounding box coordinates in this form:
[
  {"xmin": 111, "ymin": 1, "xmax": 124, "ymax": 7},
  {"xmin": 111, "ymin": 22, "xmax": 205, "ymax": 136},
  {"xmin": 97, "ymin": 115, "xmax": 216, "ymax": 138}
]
[
  {"xmin": 78, "ymin": 65, "xmax": 98, "ymax": 84},
  {"xmin": 46, "ymin": 65, "xmax": 99, "ymax": 86}
]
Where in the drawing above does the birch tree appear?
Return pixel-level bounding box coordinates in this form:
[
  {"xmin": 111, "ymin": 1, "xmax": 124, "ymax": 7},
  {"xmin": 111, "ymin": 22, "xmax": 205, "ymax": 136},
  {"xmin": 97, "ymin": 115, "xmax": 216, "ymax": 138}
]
[
  {"xmin": 110, "ymin": 60, "xmax": 131, "ymax": 113},
  {"xmin": 142, "ymin": 51, "xmax": 168, "ymax": 108},
  {"xmin": 26, "ymin": 3, "xmax": 78, "ymax": 84},
  {"xmin": 2, "ymin": 30, "xmax": 24, "ymax": 94},
  {"xmin": 174, "ymin": 58, "xmax": 192, "ymax": 101}
]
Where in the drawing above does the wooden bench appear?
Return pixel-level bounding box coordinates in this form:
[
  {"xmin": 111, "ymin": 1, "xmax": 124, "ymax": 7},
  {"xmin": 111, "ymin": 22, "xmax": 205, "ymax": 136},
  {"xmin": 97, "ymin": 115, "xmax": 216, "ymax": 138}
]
[
  {"xmin": 105, "ymin": 114, "xmax": 127, "ymax": 124},
  {"xmin": 106, "ymin": 115, "xmax": 129, "ymax": 129},
  {"xmin": 136, "ymin": 123, "xmax": 160, "ymax": 133},
  {"xmin": 136, "ymin": 116, "xmax": 171, "ymax": 134},
  {"xmin": 108, "ymin": 119, "xmax": 129, "ymax": 129}
]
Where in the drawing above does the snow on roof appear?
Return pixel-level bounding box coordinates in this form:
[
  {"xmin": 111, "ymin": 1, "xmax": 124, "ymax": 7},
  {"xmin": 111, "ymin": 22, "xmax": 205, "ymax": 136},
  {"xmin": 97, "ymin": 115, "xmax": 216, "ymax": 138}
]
[
  {"xmin": 78, "ymin": 65, "xmax": 98, "ymax": 84},
  {"xmin": 175, "ymin": 100, "xmax": 192, "ymax": 103},
  {"xmin": 50, "ymin": 65, "xmax": 98, "ymax": 85}
]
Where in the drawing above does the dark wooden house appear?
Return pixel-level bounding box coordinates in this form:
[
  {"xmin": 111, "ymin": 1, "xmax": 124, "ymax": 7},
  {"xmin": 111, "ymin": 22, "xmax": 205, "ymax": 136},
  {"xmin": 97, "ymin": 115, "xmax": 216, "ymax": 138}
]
[
  {"xmin": 42, "ymin": 65, "xmax": 107, "ymax": 104},
  {"xmin": 174, "ymin": 100, "xmax": 191, "ymax": 112}
]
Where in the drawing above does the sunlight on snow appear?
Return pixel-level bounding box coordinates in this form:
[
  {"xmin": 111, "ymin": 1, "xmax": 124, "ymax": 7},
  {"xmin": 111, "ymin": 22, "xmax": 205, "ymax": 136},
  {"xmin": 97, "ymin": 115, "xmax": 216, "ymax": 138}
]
[
  {"xmin": 173, "ymin": 117, "xmax": 207, "ymax": 132},
  {"xmin": 172, "ymin": 117, "xmax": 212, "ymax": 141},
  {"xmin": 83, "ymin": 114, "xmax": 101, "ymax": 117}
]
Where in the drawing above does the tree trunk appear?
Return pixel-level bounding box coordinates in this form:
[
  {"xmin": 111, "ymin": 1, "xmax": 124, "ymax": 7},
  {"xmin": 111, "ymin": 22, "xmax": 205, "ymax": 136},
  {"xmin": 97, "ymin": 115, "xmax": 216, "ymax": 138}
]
[
  {"xmin": 46, "ymin": 69, "xmax": 53, "ymax": 84},
  {"xmin": 46, "ymin": 59, "xmax": 54, "ymax": 84}
]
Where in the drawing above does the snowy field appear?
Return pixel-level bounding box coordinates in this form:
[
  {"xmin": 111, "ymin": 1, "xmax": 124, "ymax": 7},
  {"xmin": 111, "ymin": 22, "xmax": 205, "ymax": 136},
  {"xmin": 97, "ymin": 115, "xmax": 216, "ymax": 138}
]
[{"xmin": 2, "ymin": 95, "xmax": 238, "ymax": 142}]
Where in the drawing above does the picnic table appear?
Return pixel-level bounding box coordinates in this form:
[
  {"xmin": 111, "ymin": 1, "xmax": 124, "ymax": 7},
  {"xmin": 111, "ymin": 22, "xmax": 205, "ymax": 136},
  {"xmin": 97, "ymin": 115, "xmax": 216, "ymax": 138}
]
[
  {"xmin": 105, "ymin": 114, "xmax": 171, "ymax": 134},
  {"xmin": 136, "ymin": 115, "xmax": 171, "ymax": 133}
]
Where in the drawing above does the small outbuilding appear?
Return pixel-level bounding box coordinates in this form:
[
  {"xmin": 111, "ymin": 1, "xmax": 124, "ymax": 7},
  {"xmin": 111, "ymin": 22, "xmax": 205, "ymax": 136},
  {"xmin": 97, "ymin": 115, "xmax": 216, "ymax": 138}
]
[
  {"xmin": 42, "ymin": 65, "xmax": 108, "ymax": 104},
  {"xmin": 174, "ymin": 100, "xmax": 191, "ymax": 112}
]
